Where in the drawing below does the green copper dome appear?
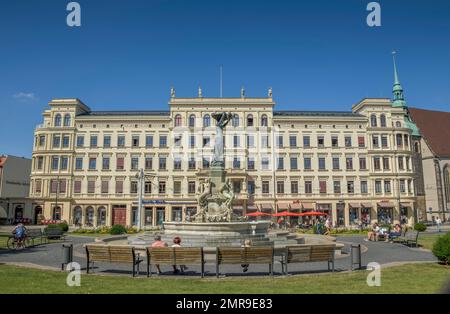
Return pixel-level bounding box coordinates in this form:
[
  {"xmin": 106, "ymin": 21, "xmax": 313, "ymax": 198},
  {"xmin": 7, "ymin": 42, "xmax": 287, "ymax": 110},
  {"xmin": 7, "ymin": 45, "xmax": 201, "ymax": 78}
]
[{"xmin": 404, "ymin": 116, "xmax": 420, "ymax": 137}]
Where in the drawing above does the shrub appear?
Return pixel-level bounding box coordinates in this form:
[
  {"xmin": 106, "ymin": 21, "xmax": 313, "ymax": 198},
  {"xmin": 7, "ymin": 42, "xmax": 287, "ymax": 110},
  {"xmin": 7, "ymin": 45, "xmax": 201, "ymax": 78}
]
[
  {"xmin": 110, "ymin": 224, "xmax": 127, "ymax": 235},
  {"xmin": 432, "ymin": 232, "xmax": 450, "ymax": 264},
  {"xmin": 45, "ymin": 224, "xmax": 62, "ymax": 232},
  {"xmin": 126, "ymin": 226, "xmax": 138, "ymax": 234},
  {"xmin": 414, "ymin": 222, "xmax": 427, "ymax": 232},
  {"xmin": 58, "ymin": 222, "xmax": 69, "ymax": 232}
]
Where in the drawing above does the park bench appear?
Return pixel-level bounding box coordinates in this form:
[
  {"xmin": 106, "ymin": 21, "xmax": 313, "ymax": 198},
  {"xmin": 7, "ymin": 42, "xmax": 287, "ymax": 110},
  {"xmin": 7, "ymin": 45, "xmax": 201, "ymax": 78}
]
[
  {"xmin": 85, "ymin": 244, "xmax": 143, "ymax": 277},
  {"xmin": 146, "ymin": 247, "xmax": 205, "ymax": 277},
  {"xmin": 43, "ymin": 228, "xmax": 66, "ymax": 241},
  {"xmin": 215, "ymin": 247, "xmax": 274, "ymax": 277},
  {"xmin": 26, "ymin": 229, "xmax": 46, "ymax": 245},
  {"xmin": 393, "ymin": 230, "xmax": 419, "ymax": 247},
  {"xmin": 280, "ymin": 244, "xmax": 336, "ymax": 275}
]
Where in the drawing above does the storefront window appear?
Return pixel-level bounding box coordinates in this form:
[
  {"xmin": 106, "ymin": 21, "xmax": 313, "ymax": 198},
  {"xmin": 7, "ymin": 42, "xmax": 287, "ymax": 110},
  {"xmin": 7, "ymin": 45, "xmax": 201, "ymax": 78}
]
[
  {"xmin": 361, "ymin": 208, "xmax": 371, "ymax": 227},
  {"xmin": 335, "ymin": 204, "xmax": 344, "ymax": 227},
  {"xmin": 349, "ymin": 207, "xmax": 359, "ymax": 225},
  {"xmin": 145, "ymin": 208, "xmax": 153, "ymax": 226},
  {"xmin": 377, "ymin": 208, "xmax": 393, "ymax": 224},
  {"xmin": 156, "ymin": 208, "xmax": 165, "ymax": 225},
  {"xmin": 172, "ymin": 207, "xmax": 182, "ymax": 222}
]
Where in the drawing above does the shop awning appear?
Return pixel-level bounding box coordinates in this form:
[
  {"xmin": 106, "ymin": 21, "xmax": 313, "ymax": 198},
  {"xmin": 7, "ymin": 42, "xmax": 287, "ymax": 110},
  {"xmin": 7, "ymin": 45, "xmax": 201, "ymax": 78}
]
[
  {"xmin": 302, "ymin": 202, "xmax": 316, "ymax": 210},
  {"xmin": 277, "ymin": 202, "xmax": 290, "ymax": 211},
  {"xmin": 349, "ymin": 203, "xmax": 361, "ymax": 208},
  {"xmin": 378, "ymin": 201, "xmax": 394, "ymax": 208},
  {"xmin": 290, "ymin": 203, "xmax": 302, "ymax": 210},
  {"xmin": 400, "ymin": 202, "xmax": 412, "ymax": 207},
  {"xmin": 247, "ymin": 205, "xmax": 258, "ymax": 212},
  {"xmin": 258, "ymin": 203, "xmax": 273, "ymax": 210},
  {"xmin": 361, "ymin": 202, "xmax": 373, "ymax": 208}
]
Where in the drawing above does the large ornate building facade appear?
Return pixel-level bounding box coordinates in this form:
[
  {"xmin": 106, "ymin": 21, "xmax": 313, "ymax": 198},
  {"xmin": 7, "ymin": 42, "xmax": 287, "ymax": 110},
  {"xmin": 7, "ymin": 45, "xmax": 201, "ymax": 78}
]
[{"xmin": 29, "ymin": 64, "xmax": 422, "ymax": 228}]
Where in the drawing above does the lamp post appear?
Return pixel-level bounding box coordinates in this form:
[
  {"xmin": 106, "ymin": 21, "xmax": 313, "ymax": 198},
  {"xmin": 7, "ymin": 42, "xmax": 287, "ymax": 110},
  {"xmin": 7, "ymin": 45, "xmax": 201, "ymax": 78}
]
[{"xmin": 135, "ymin": 169, "xmax": 157, "ymax": 231}]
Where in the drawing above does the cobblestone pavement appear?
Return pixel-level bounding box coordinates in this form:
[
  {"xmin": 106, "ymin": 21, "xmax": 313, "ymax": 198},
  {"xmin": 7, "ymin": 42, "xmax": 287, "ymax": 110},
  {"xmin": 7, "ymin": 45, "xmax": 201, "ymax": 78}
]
[{"xmin": 0, "ymin": 234, "xmax": 437, "ymax": 278}]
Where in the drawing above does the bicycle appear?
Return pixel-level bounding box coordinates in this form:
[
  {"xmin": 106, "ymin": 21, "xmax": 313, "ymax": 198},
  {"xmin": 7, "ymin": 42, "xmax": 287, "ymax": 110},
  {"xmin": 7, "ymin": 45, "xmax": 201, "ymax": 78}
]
[{"xmin": 7, "ymin": 235, "xmax": 32, "ymax": 250}]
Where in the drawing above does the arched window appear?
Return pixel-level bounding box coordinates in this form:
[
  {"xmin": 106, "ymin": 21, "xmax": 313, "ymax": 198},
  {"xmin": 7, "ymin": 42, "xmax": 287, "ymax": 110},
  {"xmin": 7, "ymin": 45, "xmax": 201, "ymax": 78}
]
[
  {"xmin": 247, "ymin": 114, "xmax": 254, "ymax": 127},
  {"xmin": 203, "ymin": 115, "xmax": 211, "ymax": 127},
  {"xmin": 73, "ymin": 206, "xmax": 82, "ymax": 226},
  {"xmin": 63, "ymin": 114, "xmax": 71, "ymax": 127},
  {"xmin": 54, "ymin": 114, "xmax": 62, "ymax": 127},
  {"xmin": 86, "ymin": 206, "xmax": 94, "ymax": 226},
  {"xmin": 261, "ymin": 114, "xmax": 268, "ymax": 127},
  {"xmin": 232, "ymin": 114, "xmax": 239, "ymax": 127},
  {"xmin": 97, "ymin": 207, "xmax": 107, "ymax": 226},
  {"xmin": 380, "ymin": 114, "xmax": 386, "ymax": 127},
  {"xmin": 370, "ymin": 114, "xmax": 377, "ymax": 127},
  {"xmin": 174, "ymin": 114, "xmax": 182, "ymax": 127},
  {"xmin": 189, "ymin": 114, "xmax": 195, "ymax": 127},
  {"xmin": 396, "ymin": 121, "xmax": 402, "ymax": 128}
]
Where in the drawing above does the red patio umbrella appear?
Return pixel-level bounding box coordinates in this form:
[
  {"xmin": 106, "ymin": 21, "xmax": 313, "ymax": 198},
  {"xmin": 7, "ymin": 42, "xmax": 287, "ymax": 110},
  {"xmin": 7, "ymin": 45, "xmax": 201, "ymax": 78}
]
[
  {"xmin": 272, "ymin": 212, "xmax": 303, "ymax": 217},
  {"xmin": 246, "ymin": 212, "xmax": 272, "ymax": 217}
]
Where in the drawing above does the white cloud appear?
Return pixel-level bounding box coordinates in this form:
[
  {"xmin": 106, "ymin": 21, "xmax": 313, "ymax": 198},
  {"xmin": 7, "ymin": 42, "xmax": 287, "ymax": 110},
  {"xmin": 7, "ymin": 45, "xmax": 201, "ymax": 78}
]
[{"xmin": 13, "ymin": 92, "xmax": 37, "ymax": 101}]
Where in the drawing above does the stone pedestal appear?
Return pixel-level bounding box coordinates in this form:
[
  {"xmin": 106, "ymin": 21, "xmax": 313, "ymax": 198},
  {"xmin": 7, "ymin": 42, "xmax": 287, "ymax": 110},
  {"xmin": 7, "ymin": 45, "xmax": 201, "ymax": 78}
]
[{"xmin": 209, "ymin": 165, "xmax": 226, "ymax": 194}]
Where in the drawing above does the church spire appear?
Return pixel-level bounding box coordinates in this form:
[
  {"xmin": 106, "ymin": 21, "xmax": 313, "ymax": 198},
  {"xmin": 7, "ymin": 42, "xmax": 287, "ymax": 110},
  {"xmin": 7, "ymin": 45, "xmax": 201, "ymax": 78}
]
[{"xmin": 392, "ymin": 51, "xmax": 407, "ymax": 108}]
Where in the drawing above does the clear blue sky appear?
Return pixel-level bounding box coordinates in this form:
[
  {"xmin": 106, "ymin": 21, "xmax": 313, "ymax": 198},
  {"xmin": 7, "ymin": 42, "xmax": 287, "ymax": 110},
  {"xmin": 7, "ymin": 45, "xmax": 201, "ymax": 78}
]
[{"xmin": 1, "ymin": 0, "xmax": 449, "ymax": 157}]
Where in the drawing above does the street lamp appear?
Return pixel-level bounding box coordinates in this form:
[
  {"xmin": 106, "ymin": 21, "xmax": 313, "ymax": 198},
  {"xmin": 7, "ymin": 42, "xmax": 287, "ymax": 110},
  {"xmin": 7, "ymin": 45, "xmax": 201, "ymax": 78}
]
[{"xmin": 135, "ymin": 169, "xmax": 157, "ymax": 231}]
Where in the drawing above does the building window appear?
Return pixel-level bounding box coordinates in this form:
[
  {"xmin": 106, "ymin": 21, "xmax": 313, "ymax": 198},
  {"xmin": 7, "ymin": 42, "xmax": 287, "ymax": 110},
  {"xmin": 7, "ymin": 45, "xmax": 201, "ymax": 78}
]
[
  {"xmin": 159, "ymin": 181, "xmax": 166, "ymax": 194},
  {"xmin": 174, "ymin": 157, "xmax": 182, "ymax": 170},
  {"xmin": 303, "ymin": 136, "xmax": 310, "ymax": 148},
  {"xmin": 276, "ymin": 135, "xmax": 284, "ymax": 148},
  {"xmin": 132, "ymin": 135, "xmax": 140, "ymax": 147},
  {"xmin": 118, "ymin": 135, "xmax": 126, "ymax": 147},
  {"xmin": 405, "ymin": 157, "xmax": 411, "ymax": 171},
  {"xmin": 372, "ymin": 135, "xmax": 379, "ymax": 148},
  {"xmin": 370, "ymin": 114, "xmax": 377, "ymax": 127},
  {"xmin": 88, "ymin": 157, "xmax": 96, "ymax": 170},
  {"xmin": 247, "ymin": 135, "xmax": 255, "ymax": 148},
  {"xmin": 247, "ymin": 114, "xmax": 254, "ymax": 127},
  {"xmin": 60, "ymin": 156, "xmax": 68, "ymax": 170},
  {"xmin": 361, "ymin": 181, "xmax": 368, "ymax": 194},
  {"xmin": 159, "ymin": 135, "xmax": 167, "ymax": 148},
  {"xmin": 380, "ymin": 114, "xmax": 386, "ymax": 127},
  {"xmin": 291, "ymin": 181, "xmax": 299, "ymax": 194},
  {"xmin": 289, "ymin": 135, "xmax": 297, "ymax": 148},
  {"xmin": 261, "ymin": 115, "xmax": 268, "ymax": 127},
  {"xmin": 53, "ymin": 135, "xmax": 61, "ymax": 148},
  {"xmin": 400, "ymin": 179, "xmax": 406, "ymax": 193},
  {"xmin": 159, "ymin": 157, "xmax": 167, "ymax": 170},
  {"xmin": 202, "ymin": 158, "xmax": 210, "ymax": 169},
  {"xmin": 383, "ymin": 157, "xmax": 390, "ymax": 170},
  {"xmin": 262, "ymin": 181, "xmax": 270, "ymax": 194},
  {"xmin": 414, "ymin": 142, "xmax": 420, "ymax": 153},
  {"xmin": 102, "ymin": 157, "xmax": 110, "ymax": 170},
  {"xmin": 232, "ymin": 114, "xmax": 239, "ymax": 127},
  {"xmin": 381, "ymin": 135, "xmax": 388, "ymax": 148},
  {"xmin": 290, "ymin": 157, "xmax": 298, "ymax": 170},
  {"xmin": 174, "ymin": 114, "xmax": 182, "ymax": 127},
  {"xmin": 90, "ymin": 135, "xmax": 98, "ymax": 148},
  {"xmin": 39, "ymin": 135, "xmax": 46, "ymax": 147},
  {"xmin": 201, "ymin": 136, "xmax": 209, "ymax": 147},
  {"xmin": 188, "ymin": 181, "xmax": 196, "ymax": 194},
  {"xmin": 203, "ymin": 115, "xmax": 211, "ymax": 127},
  {"xmin": 189, "ymin": 114, "xmax": 195, "ymax": 127},
  {"xmin": 115, "ymin": 181, "xmax": 123, "ymax": 194},
  {"xmin": 73, "ymin": 181, "xmax": 81, "ymax": 194},
  {"xmin": 404, "ymin": 135, "xmax": 409, "ymax": 148},
  {"xmin": 103, "ymin": 135, "xmax": 111, "ymax": 148},
  {"xmin": 396, "ymin": 121, "xmax": 402, "ymax": 127},
  {"xmin": 87, "ymin": 181, "xmax": 95, "ymax": 194},
  {"xmin": 277, "ymin": 157, "xmax": 284, "ymax": 170},
  {"xmin": 396, "ymin": 134, "xmax": 403, "ymax": 147},
  {"xmin": 188, "ymin": 157, "xmax": 196, "ymax": 170},
  {"xmin": 131, "ymin": 156, "xmax": 139, "ymax": 170},
  {"xmin": 36, "ymin": 156, "xmax": 44, "ymax": 170},
  {"xmin": 317, "ymin": 136, "xmax": 325, "ymax": 147},
  {"xmin": 332, "ymin": 157, "xmax": 340, "ymax": 170},
  {"xmin": 247, "ymin": 157, "xmax": 255, "ymax": 170},
  {"xmin": 319, "ymin": 181, "xmax": 327, "ymax": 194},
  {"xmin": 375, "ymin": 180, "xmax": 382, "ymax": 194},
  {"xmin": 63, "ymin": 114, "xmax": 71, "ymax": 127},
  {"xmin": 331, "ymin": 136, "xmax": 338, "ymax": 148},
  {"xmin": 345, "ymin": 136, "xmax": 352, "ymax": 147},
  {"xmin": 346, "ymin": 157, "xmax": 353, "ymax": 170},
  {"xmin": 358, "ymin": 136, "xmax": 365, "ymax": 147},
  {"xmin": 261, "ymin": 135, "xmax": 269, "ymax": 148},
  {"xmin": 233, "ymin": 157, "xmax": 241, "ymax": 169},
  {"xmin": 248, "ymin": 181, "xmax": 255, "ymax": 194},
  {"xmin": 233, "ymin": 135, "xmax": 240, "ymax": 148},
  {"xmin": 142, "ymin": 135, "xmax": 152, "ymax": 148},
  {"xmin": 233, "ymin": 181, "xmax": 241, "ymax": 193},
  {"xmin": 62, "ymin": 135, "xmax": 70, "ymax": 148},
  {"xmin": 384, "ymin": 180, "xmax": 391, "ymax": 193},
  {"xmin": 261, "ymin": 157, "xmax": 269, "ymax": 170},
  {"xmin": 54, "ymin": 114, "xmax": 62, "ymax": 127},
  {"xmin": 304, "ymin": 157, "xmax": 312, "ymax": 170},
  {"xmin": 398, "ymin": 156, "xmax": 404, "ymax": 170},
  {"xmin": 277, "ymin": 181, "xmax": 284, "ymax": 194},
  {"xmin": 359, "ymin": 157, "xmax": 367, "ymax": 170},
  {"xmin": 333, "ymin": 181, "xmax": 341, "ymax": 194},
  {"xmin": 75, "ymin": 157, "xmax": 83, "ymax": 170},
  {"xmin": 51, "ymin": 156, "xmax": 59, "ymax": 170},
  {"xmin": 318, "ymin": 157, "xmax": 326, "ymax": 170},
  {"xmin": 346, "ymin": 181, "xmax": 354, "ymax": 194},
  {"xmin": 130, "ymin": 181, "xmax": 138, "ymax": 194},
  {"xmin": 174, "ymin": 135, "xmax": 182, "ymax": 147},
  {"xmin": 116, "ymin": 157, "xmax": 124, "ymax": 170},
  {"xmin": 305, "ymin": 181, "xmax": 312, "ymax": 194},
  {"xmin": 50, "ymin": 179, "xmax": 58, "ymax": 193},
  {"xmin": 101, "ymin": 181, "xmax": 109, "ymax": 194},
  {"xmin": 174, "ymin": 181, "xmax": 181, "ymax": 194},
  {"xmin": 145, "ymin": 157, "xmax": 152, "ymax": 170}
]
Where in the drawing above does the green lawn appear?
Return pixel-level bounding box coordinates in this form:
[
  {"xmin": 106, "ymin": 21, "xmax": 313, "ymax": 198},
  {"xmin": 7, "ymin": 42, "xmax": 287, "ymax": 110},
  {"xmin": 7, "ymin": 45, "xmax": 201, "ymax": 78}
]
[
  {"xmin": 418, "ymin": 233, "xmax": 445, "ymax": 250},
  {"xmin": 0, "ymin": 235, "xmax": 8, "ymax": 249},
  {"xmin": 0, "ymin": 263, "xmax": 449, "ymax": 294}
]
